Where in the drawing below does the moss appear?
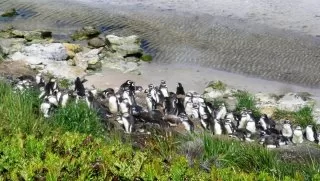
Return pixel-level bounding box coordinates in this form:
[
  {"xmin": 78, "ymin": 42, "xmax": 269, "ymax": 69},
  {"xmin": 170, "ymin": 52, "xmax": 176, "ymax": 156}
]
[
  {"xmin": 207, "ymin": 80, "xmax": 227, "ymax": 91},
  {"xmin": 71, "ymin": 26, "xmax": 100, "ymax": 41},
  {"xmin": 1, "ymin": 8, "xmax": 18, "ymax": 17},
  {"xmin": 140, "ymin": 54, "xmax": 152, "ymax": 62}
]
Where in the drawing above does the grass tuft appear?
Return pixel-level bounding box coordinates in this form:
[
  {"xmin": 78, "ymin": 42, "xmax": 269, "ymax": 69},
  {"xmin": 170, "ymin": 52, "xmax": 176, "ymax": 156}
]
[
  {"xmin": 233, "ymin": 90, "xmax": 261, "ymax": 118},
  {"xmin": 272, "ymin": 106, "xmax": 314, "ymax": 127}
]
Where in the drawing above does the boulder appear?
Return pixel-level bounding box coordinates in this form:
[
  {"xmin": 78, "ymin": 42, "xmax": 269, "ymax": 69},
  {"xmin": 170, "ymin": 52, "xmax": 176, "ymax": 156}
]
[
  {"xmin": 1, "ymin": 8, "xmax": 18, "ymax": 17},
  {"xmin": 277, "ymin": 93, "xmax": 314, "ymax": 112},
  {"xmin": 11, "ymin": 30, "xmax": 52, "ymax": 41},
  {"xmin": 63, "ymin": 43, "xmax": 82, "ymax": 59},
  {"xmin": 74, "ymin": 48, "xmax": 102, "ymax": 70},
  {"xmin": 71, "ymin": 26, "xmax": 100, "ymax": 40},
  {"xmin": 88, "ymin": 37, "xmax": 106, "ymax": 48},
  {"xmin": 23, "ymin": 43, "xmax": 68, "ymax": 61},
  {"xmin": 103, "ymin": 57, "xmax": 141, "ymax": 75},
  {"xmin": 0, "ymin": 44, "xmax": 4, "ymax": 61},
  {"xmin": 105, "ymin": 35, "xmax": 143, "ymax": 57}
]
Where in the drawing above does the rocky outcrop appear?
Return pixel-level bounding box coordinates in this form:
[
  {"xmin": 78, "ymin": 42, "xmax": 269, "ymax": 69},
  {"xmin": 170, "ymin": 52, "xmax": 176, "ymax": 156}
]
[
  {"xmin": 71, "ymin": 26, "xmax": 100, "ymax": 40},
  {"xmin": 74, "ymin": 48, "xmax": 103, "ymax": 71},
  {"xmin": 105, "ymin": 35, "xmax": 143, "ymax": 57},
  {"xmin": 63, "ymin": 43, "xmax": 82, "ymax": 59},
  {"xmin": 11, "ymin": 30, "xmax": 52, "ymax": 41}
]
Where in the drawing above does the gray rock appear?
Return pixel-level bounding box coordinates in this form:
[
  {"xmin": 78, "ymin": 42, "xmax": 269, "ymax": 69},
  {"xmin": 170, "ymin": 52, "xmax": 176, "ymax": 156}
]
[
  {"xmin": 88, "ymin": 37, "xmax": 106, "ymax": 48},
  {"xmin": 103, "ymin": 57, "xmax": 141, "ymax": 74},
  {"xmin": 74, "ymin": 48, "xmax": 102, "ymax": 70},
  {"xmin": 277, "ymin": 93, "xmax": 314, "ymax": 112},
  {"xmin": 11, "ymin": 30, "xmax": 52, "ymax": 41},
  {"xmin": 105, "ymin": 35, "xmax": 143, "ymax": 57},
  {"xmin": 0, "ymin": 38, "xmax": 26, "ymax": 55},
  {"xmin": 23, "ymin": 43, "xmax": 68, "ymax": 61}
]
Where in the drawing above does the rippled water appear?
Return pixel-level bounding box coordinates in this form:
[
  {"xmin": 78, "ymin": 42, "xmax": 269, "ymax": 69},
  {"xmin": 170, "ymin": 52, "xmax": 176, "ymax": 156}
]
[{"xmin": 1, "ymin": 0, "xmax": 320, "ymax": 87}]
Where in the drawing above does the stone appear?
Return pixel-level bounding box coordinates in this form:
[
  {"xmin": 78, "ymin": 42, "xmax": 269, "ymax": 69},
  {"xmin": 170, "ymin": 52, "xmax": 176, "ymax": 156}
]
[
  {"xmin": 0, "ymin": 44, "xmax": 4, "ymax": 61},
  {"xmin": 11, "ymin": 30, "xmax": 25, "ymax": 38},
  {"xmin": 63, "ymin": 43, "xmax": 82, "ymax": 59},
  {"xmin": 71, "ymin": 26, "xmax": 100, "ymax": 40},
  {"xmin": 0, "ymin": 38, "xmax": 26, "ymax": 56},
  {"xmin": 105, "ymin": 35, "xmax": 143, "ymax": 57},
  {"xmin": 74, "ymin": 48, "xmax": 102, "ymax": 70},
  {"xmin": 24, "ymin": 31, "xmax": 42, "ymax": 41},
  {"xmin": 103, "ymin": 57, "xmax": 141, "ymax": 74},
  {"xmin": 1, "ymin": 8, "xmax": 18, "ymax": 17},
  {"xmin": 23, "ymin": 43, "xmax": 68, "ymax": 61},
  {"xmin": 11, "ymin": 30, "xmax": 52, "ymax": 41},
  {"xmin": 277, "ymin": 93, "xmax": 314, "ymax": 112},
  {"xmin": 88, "ymin": 37, "xmax": 106, "ymax": 48}
]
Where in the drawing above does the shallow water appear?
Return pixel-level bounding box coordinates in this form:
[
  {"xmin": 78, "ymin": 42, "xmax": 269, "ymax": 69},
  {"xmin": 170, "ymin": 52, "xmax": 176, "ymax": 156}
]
[{"xmin": 1, "ymin": 0, "xmax": 320, "ymax": 93}]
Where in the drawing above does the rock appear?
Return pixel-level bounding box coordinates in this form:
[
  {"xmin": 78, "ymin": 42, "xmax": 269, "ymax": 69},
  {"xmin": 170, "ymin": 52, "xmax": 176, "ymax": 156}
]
[
  {"xmin": 71, "ymin": 26, "xmax": 100, "ymax": 40},
  {"xmin": 0, "ymin": 25, "xmax": 14, "ymax": 38},
  {"xmin": 277, "ymin": 93, "xmax": 314, "ymax": 112},
  {"xmin": 63, "ymin": 43, "xmax": 82, "ymax": 59},
  {"xmin": 103, "ymin": 57, "xmax": 141, "ymax": 75},
  {"xmin": 23, "ymin": 43, "xmax": 68, "ymax": 61},
  {"xmin": 0, "ymin": 44, "xmax": 4, "ymax": 61},
  {"xmin": 74, "ymin": 48, "xmax": 102, "ymax": 70},
  {"xmin": 88, "ymin": 37, "xmax": 106, "ymax": 48},
  {"xmin": 11, "ymin": 30, "xmax": 52, "ymax": 41},
  {"xmin": 312, "ymin": 108, "xmax": 320, "ymax": 125},
  {"xmin": 0, "ymin": 38, "xmax": 26, "ymax": 55},
  {"xmin": 1, "ymin": 8, "xmax": 18, "ymax": 17},
  {"xmin": 105, "ymin": 35, "xmax": 143, "ymax": 57}
]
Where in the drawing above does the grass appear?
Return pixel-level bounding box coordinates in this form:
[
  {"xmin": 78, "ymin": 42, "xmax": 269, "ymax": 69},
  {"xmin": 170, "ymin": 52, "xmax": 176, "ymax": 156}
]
[
  {"xmin": 207, "ymin": 80, "xmax": 227, "ymax": 91},
  {"xmin": 233, "ymin": 90, "xmax": 261, "ymax": 118},
  {"xmin": 273, "ymin": 106, "xmax": 314, "ymax": 127},
  {"xmin": 0, "ymin": 80, "xmax": 319, "ymax": 180}
]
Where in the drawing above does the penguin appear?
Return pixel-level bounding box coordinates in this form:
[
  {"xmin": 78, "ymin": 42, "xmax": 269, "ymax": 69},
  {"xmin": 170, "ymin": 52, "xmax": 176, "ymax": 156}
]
[
  {"xmin": 146, "ymin": 92, "xmax": 155, "ymax": 112},
  {"xmin": 281, "ymin": 120, "xmax": 293, "ymax": 139},
  {"xmin": 245, "ymin": 117, "xmax": 256, "ymax": 134},
  {"xmin": 121, "ymin": 112, "xmax": 134, "ymax": 133},
  {"xmin": 74, "ymin": 77, "xmax": 86, "ymax": 97},
  {"xmin": 262, "ymin": 134, "xmax": 280, "ymax": 149},
  {"xmin": 215, "ymin": 103, "xmax": 227, "ymax": 120},
  {"xmin": 120, "ymin": 80, "xmax": 133, "ymax": 90},
  {"xmin": 58, "ymin": 90, "xmax": 71, "ymax": 108},
  {"xmin": 159, "ymin": 80, "xmax": 169, "ymax": 98},
  {"xmin": 198, "ymin": 102, "xmax": 212, "ymax": 130},
  {"xmin": 184, "ymin": 92, "xmax": 193, "ymax": 108},
  {"xmin": 107, "ymin": 91, "xmax": 119, "ymax": 115},
  {"xmin": 176, "ymin": 82, "xmax": 185, "ymax": 96},
  {"xmin": 223, "ymin": 118, "xmax": 235, "ymax": 135},
  {"xmin": 213, "ymin": 119, "xmax": 222, "ymax": 135},
  {"xmin": 305, "ymin": 125, "xmax": 315, "ymax": 142},
  {"xmin": 191, "ymin": 103, "xmax": 199, "ymax": 119},
  {"xmin": 119, "ymin": 98, "xmax": 132, "ymax": 115},
  {"xmin": 292, "ymin": 126, "xmax": 303, "ymax": 144},
  {"xmin": 122, "ymin": 87, "xmax": 133, "ymax": 106},
  {"xmin": 40, "ymin": 98, "xmax": 52, "ymax": 118},
  {"xmin": 148, "ymin": 84, "xmax": 160, "ymax": 105},
  {"xmin": 35, "ymin": 73, "xmax": 45, "ymax": 88},
  {"xmin": 179, "ymin": 113, "xmax": 194, "ymax": 133},
  {"xmin": 184, "ymin": 98, "xmax": 194, "ymax": 117},
  {"xmin": 238, "ymin": 110, "xmax": 248, "ymax": 129}
]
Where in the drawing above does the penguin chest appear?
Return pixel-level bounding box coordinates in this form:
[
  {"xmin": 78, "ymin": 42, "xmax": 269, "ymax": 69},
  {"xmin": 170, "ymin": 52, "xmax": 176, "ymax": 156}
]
[
  {"xmin": 120, "ymin": 103, "xmax": 129, "ymax": 114},
  {"xmin": 185, "ymin": 103, "xmax": 193, "ymax": 116},
  {"xmin": 224, "ymin": 123, "xmax": 233, "ymax": 134},
  {"xmin": 108, "ymin": 96, "xmax": 119, "ymax": 114},
  {"xmin": 61, "ymin": 94, "xmax": 69, "ymax": 108},
  {"xmin": 306, "ymin": 128, "xmax": 315, "ymax": 142},
  {"xmin": 160, "ymin": 88, "xmax": 169, "ymax": 98},
  {"xmin": 214, "ymin": 120, "xmax": 222, "ymax": 135},
  {"xmin": 282, "ymin": 125, "xmax": 293, "ymax": 137},
  {"xmin": 146, "ymin": 97, "xmax": 153, "ymax": 111},
  {"xmin": 292, "ymin": 130, "xmax": 303, "ymax": 144},
  {"xmin": 216, "ymin": 108, "xmax": 226, "ymax": 120},
  {"xmin": 238, "ymin": 117, "xmax": 247, "ymax": 129},
  {"xmin": 246, "ymin": 121, "xmax": 256, "ymax": 133},
  {"xmin": 181, "ymin": 121, "xmax": 192, "ymax": 132},
  {"xmin": 259, "ymin": 118, "xmax": 267, "ymax": 130}
]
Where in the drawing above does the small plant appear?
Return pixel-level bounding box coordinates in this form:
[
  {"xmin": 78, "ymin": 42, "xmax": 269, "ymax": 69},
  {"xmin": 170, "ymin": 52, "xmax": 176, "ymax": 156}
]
[
  {"xmin": 59, "ymin": 78, "xmax": 71, "ymax": 89},
  {"xmin": 207, "ymin": 80, "xmax": 227, "ymax": 91}
]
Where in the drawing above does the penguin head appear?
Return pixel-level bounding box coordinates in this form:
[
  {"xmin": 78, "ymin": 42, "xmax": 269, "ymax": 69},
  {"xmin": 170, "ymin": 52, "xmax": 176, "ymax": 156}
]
[
  {"xmin": 306, "ymin": 125, "xmax": 313, "ymax": 129},
  {"xmin": 186, "ymin": 92, "xmax": 193, "ymax": 97},
  {"xmin": 295, "ymin": 126, "xmax": 302, "ymax": 130},
  {"xmin": 177, "ymin": 82, "xmax": 182, "ymax": 87},
  {"xmin": 126, "ymin": 80, "xmax": 133, "ymax": 85},
  {"xmin": 148, "ymin": 84, "xmax": 154, "ymax": 89}
]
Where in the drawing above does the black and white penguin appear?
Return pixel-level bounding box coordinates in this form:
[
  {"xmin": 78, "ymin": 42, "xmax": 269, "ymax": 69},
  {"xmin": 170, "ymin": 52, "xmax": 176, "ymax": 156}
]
[
  {"xmin": 261, "ymin": 134, "xmax": 280, "ymax": 149},
  {"xmin": 305, "ymin": 125, "xmax": 316, "ymax": 142},
  {"xmin": 147, "ymin": 84, "xmax": 160, "ymax": 105},
  {"xmin": 122, "ymin": 86, "xmax": 133, "ymax": 106},
  {"xmin": 74, "ymin": 77, "xmax": 86, "ymax": 97},
  {"xmin": 198, "ymin": 102, "xmax": 213, "ymax": 130},
  {"xmin": 119, "ymin": 98, "xmax": 132, "ymax": 115},
  {"xmin": 120, "ymin": 80, "xmax": 134, "ymax": 90},
  {"xmin": 159, "ymin": 80, "xmax": 169, "ymax": 98},
  {"xmin": 215, "ymin": 103, "xmax": 227, "ymax": 120},
  {"xmin": 35, "ymin": 73, "xmax": 45, "ymax": 88},
  {"xmin": 179, "ymin": 113, "xmax": 194, "ymax": 133},
  {"xmin": 121, "ymin": 112, "xmax": 135, "ymax": 133},
  {"xmin": 40, "ymin": 98, "xmax": 52, "ymax": 118},
  {"xmin": 176, "ymin": 82, "xmax": 185, "ymax": 96},
  {"xmin": 184, "ymin": 92, "xmax": 193, "ymax": 108},
  {"xmin": 281, "ymin": 120, "xmax": 293, "ymax": 140},
  {"xmin": 213, "ymin": 119, "xmax": 222, "ymax": 135},
  {"xmin": 223, "ymin": 118, "xmax": 235, "ymax": 135},
  {"xmin": 245, "ymin": 116, "xmax": 256, "ymax": 134},
  {"xmin": 184, "ymin": 98, "xmax": 194, "ymax": 118},
  {"xmin": 106, "ymin": 91, "xmax": 119, "ymax": 115},
  {"xmin": 57, "ymin": 90, "xmax": 72, "ymax": 108},
  {"xmin": 292, "ymin": 126, "xmax": 303, "ymax": 144}
]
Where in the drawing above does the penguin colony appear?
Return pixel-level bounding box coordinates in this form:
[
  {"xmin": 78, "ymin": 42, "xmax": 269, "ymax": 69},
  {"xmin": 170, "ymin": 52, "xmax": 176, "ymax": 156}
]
[{"xmin": 8, "ymin": 74, "xmax": 320, "ymax": 148}]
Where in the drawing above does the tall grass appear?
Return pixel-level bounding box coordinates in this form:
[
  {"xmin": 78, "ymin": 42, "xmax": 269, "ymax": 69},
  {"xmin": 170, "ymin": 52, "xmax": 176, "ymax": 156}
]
[
  {"xmin": 273, "ymin": 107, "xmax": 314, "ymax": 127},
  {"xmin": 201, "ymin": 133, "xmax": 320, "ymax": 180},
  {"xmin": 233, "ymin": 90, "xmax": 261, "ymax": 118}
]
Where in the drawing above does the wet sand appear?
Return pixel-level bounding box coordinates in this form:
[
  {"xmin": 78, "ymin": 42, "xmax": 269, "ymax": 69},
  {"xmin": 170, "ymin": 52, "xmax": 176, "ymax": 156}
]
[{"xmin": 1, "ymin": 0, "xmax": 320, "ymax": 104}]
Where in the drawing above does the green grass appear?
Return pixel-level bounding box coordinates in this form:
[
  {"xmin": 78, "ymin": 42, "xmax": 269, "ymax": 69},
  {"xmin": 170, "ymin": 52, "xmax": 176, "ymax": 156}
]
[
  {"xmin": 233, "ymin": 90, "xmax": 261, "ymax": 118},
  {"xmin": 273, "ymin": 107, "xmax": 314, "ymax": 127},
  {"xmin": 207, "ymin": 80, "xmax": 227, "ymax": 91},
  {"xmin": 0, "ymin": 81, "xmax": 319, "ymax": 180}
]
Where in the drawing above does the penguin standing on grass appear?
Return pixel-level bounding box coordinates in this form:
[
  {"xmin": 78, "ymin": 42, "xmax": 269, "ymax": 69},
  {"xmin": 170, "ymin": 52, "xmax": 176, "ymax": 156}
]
[{"xmin": 292, "ymin": 126, "xmax": 303, "ymax": 144}]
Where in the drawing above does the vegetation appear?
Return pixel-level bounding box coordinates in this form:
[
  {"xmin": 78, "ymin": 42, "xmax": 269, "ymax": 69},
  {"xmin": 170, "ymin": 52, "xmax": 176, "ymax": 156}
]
[
  {"xmin": 207, "ymin": 80, "xmax": 227, "ymax": 91},
  {"xmin": 0, "ymin": 81, "xmax": 319, "ymax": 180},
  {"xmin": 140, "ymin": 54, "xmax": 153, "ymax": 62},
  {"xmin": 233, "ymin": 90, "xmax": 261, "ymax": 118},
  {"xmin": 273, "ymin": 106, "xmax": 314, "ymax": 127}
]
